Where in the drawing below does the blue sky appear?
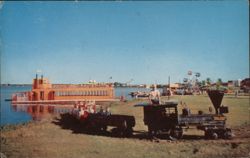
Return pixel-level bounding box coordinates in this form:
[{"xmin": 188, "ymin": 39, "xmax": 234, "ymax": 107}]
[{"xmin": 1, "ymin": 1, "xmax": 249, "ymax": 84}]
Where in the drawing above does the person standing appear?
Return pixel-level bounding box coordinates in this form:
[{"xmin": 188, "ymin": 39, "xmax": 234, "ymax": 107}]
[{"xmin": 149, "ymin": 84, "xmax": 161, "ymax": 105}]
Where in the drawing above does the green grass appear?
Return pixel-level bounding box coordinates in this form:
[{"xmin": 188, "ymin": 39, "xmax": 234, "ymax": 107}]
[{"xmin": 110, "ymin": 95, "xmax": 250, "ymax": 129}]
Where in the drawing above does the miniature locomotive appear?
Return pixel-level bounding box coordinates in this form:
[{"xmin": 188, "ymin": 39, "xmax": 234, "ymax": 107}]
[{"xmin": 135, "ymin": 90, "xmax": 232, "ymax": 140}]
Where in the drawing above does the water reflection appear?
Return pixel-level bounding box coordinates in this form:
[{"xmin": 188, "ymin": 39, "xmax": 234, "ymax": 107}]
[
  {"xmin": 2, "ymin": 87, "xmax": 162, "ymax": 125},
  {"xmin": 12, "ymin": 104, "xmax": 74, "ymax": 121}
]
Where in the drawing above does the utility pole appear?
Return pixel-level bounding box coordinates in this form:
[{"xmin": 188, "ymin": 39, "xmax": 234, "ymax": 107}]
[{"xmin": 168, "ymin": 76, "xmax": 170, "ymax": 100}]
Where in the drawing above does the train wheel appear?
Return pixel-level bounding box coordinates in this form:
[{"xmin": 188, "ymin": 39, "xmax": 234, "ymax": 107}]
[
  {"xmin": 223, "ymin": 129, "xmax": 233, "ymax": 139},
  {"xmin": 111, "ymin": 128, "xmax": 122, "ymax": 137},
  {"xmin": 211, "ymin": 132, "xmax": 218, "ymax": 140},
  {"xmin": 124, "ymin": 127, "xmax": 133, "ymax": 137},
  {"xmin": 100, "ymin": 126, "xmax": 107, "ymax": 134},
  {"xmin": 148, "ymin": 125, "xmax": 153, "ymax": 137},
  {"xmin": 147, "ymin": 124, "xmax": 158, "ymax": 138},
  {"xmin": 148, "ymin": 130, "xmax": 153, "ymax": 137},
  {"xmin": 169, "ymin": 128, "xmax": 183, "ymax": 140},
  {"xmin": 205, "ymin": 130, "xmax": 219, "ymax": 139},
  {"xmin": 204, "ymin": 131, "xmax": 210, "ymax": 139}
]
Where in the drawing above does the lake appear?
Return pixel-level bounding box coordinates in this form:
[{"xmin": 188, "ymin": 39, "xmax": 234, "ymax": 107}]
[{"xmin": 1, "ymin": 86, "xmax": 160, "ymax": 125}]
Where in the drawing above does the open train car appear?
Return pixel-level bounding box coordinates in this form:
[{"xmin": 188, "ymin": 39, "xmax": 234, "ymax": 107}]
[{"xmin": 71, "ymin": 104, "xmax": 135, "ymax": 137}]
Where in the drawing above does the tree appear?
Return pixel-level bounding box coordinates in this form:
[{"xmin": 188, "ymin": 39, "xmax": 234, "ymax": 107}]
[
  {"xmin": 217, "ymin": 78, "xmax": 222, "ymax": 85},
  {"xmin": 216, "ymin": 78, "xmax": 222, "ymax": 90},
  {"xmin": 206, "ymin": 78, "xmax": 211, "ymax": 85},
  {"xmin": 201, "ymin": 80, "xmax": 206, "ymax": 86}
]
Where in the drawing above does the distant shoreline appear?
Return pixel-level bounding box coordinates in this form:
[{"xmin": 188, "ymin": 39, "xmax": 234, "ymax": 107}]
[
  {"xmin": 0, "ymin": 84, "xmax": 157, "ymax": 88},
  {"xmin": 1, "ymin": 84, "xmax": 32, "ymax": 87}
]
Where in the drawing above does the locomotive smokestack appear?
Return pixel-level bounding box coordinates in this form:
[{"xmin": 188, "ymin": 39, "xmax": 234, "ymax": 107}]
[
  {"xmin": 207, "ymin": 90, "xmax": 224, "ymax": 114},
  {"xmin": 36, "ymin": 74, "xmax": 38, "ymax": 79}
]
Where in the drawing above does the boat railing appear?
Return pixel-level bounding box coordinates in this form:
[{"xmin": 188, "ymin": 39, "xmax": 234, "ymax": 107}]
[{"xmin": 52, "ymin": 84, "xmax": 112, "ymax": 89}]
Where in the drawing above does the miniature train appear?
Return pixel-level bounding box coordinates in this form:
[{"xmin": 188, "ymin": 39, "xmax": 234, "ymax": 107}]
[{"xmin": 71, "ymin": 90, "xmax": 232, "ymax": 140}]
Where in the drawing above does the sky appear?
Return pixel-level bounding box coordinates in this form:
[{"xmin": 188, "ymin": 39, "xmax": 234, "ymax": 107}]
[{"xmin": 1, "ymin": 1, "xmax": 249, "ymax": 84}]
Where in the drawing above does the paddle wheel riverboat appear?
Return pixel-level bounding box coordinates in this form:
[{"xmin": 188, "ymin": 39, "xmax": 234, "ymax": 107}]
[{"xmin": 11, "ymin": 75, "xmax": 117, "ymax": 104}]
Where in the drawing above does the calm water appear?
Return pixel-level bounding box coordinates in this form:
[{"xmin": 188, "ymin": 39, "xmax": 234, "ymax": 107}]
[
  {"xmin": 1, "ymin": 86, "xmax": 32, "ymax": 126},
  {"xmin": 1, "ymin": 86, "xmax": 159, "ymax": 126}
]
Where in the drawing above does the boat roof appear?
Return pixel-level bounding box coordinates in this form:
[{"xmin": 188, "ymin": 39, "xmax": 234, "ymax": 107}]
[{"xmin": 134, "ymin": 100, "xmax": 178, "ymax": 108}]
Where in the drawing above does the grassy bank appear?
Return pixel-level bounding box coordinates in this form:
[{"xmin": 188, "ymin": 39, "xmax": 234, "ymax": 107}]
[{"xmin": 1, "ymin": 95, "xmax": 250, "ymax": 158}]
